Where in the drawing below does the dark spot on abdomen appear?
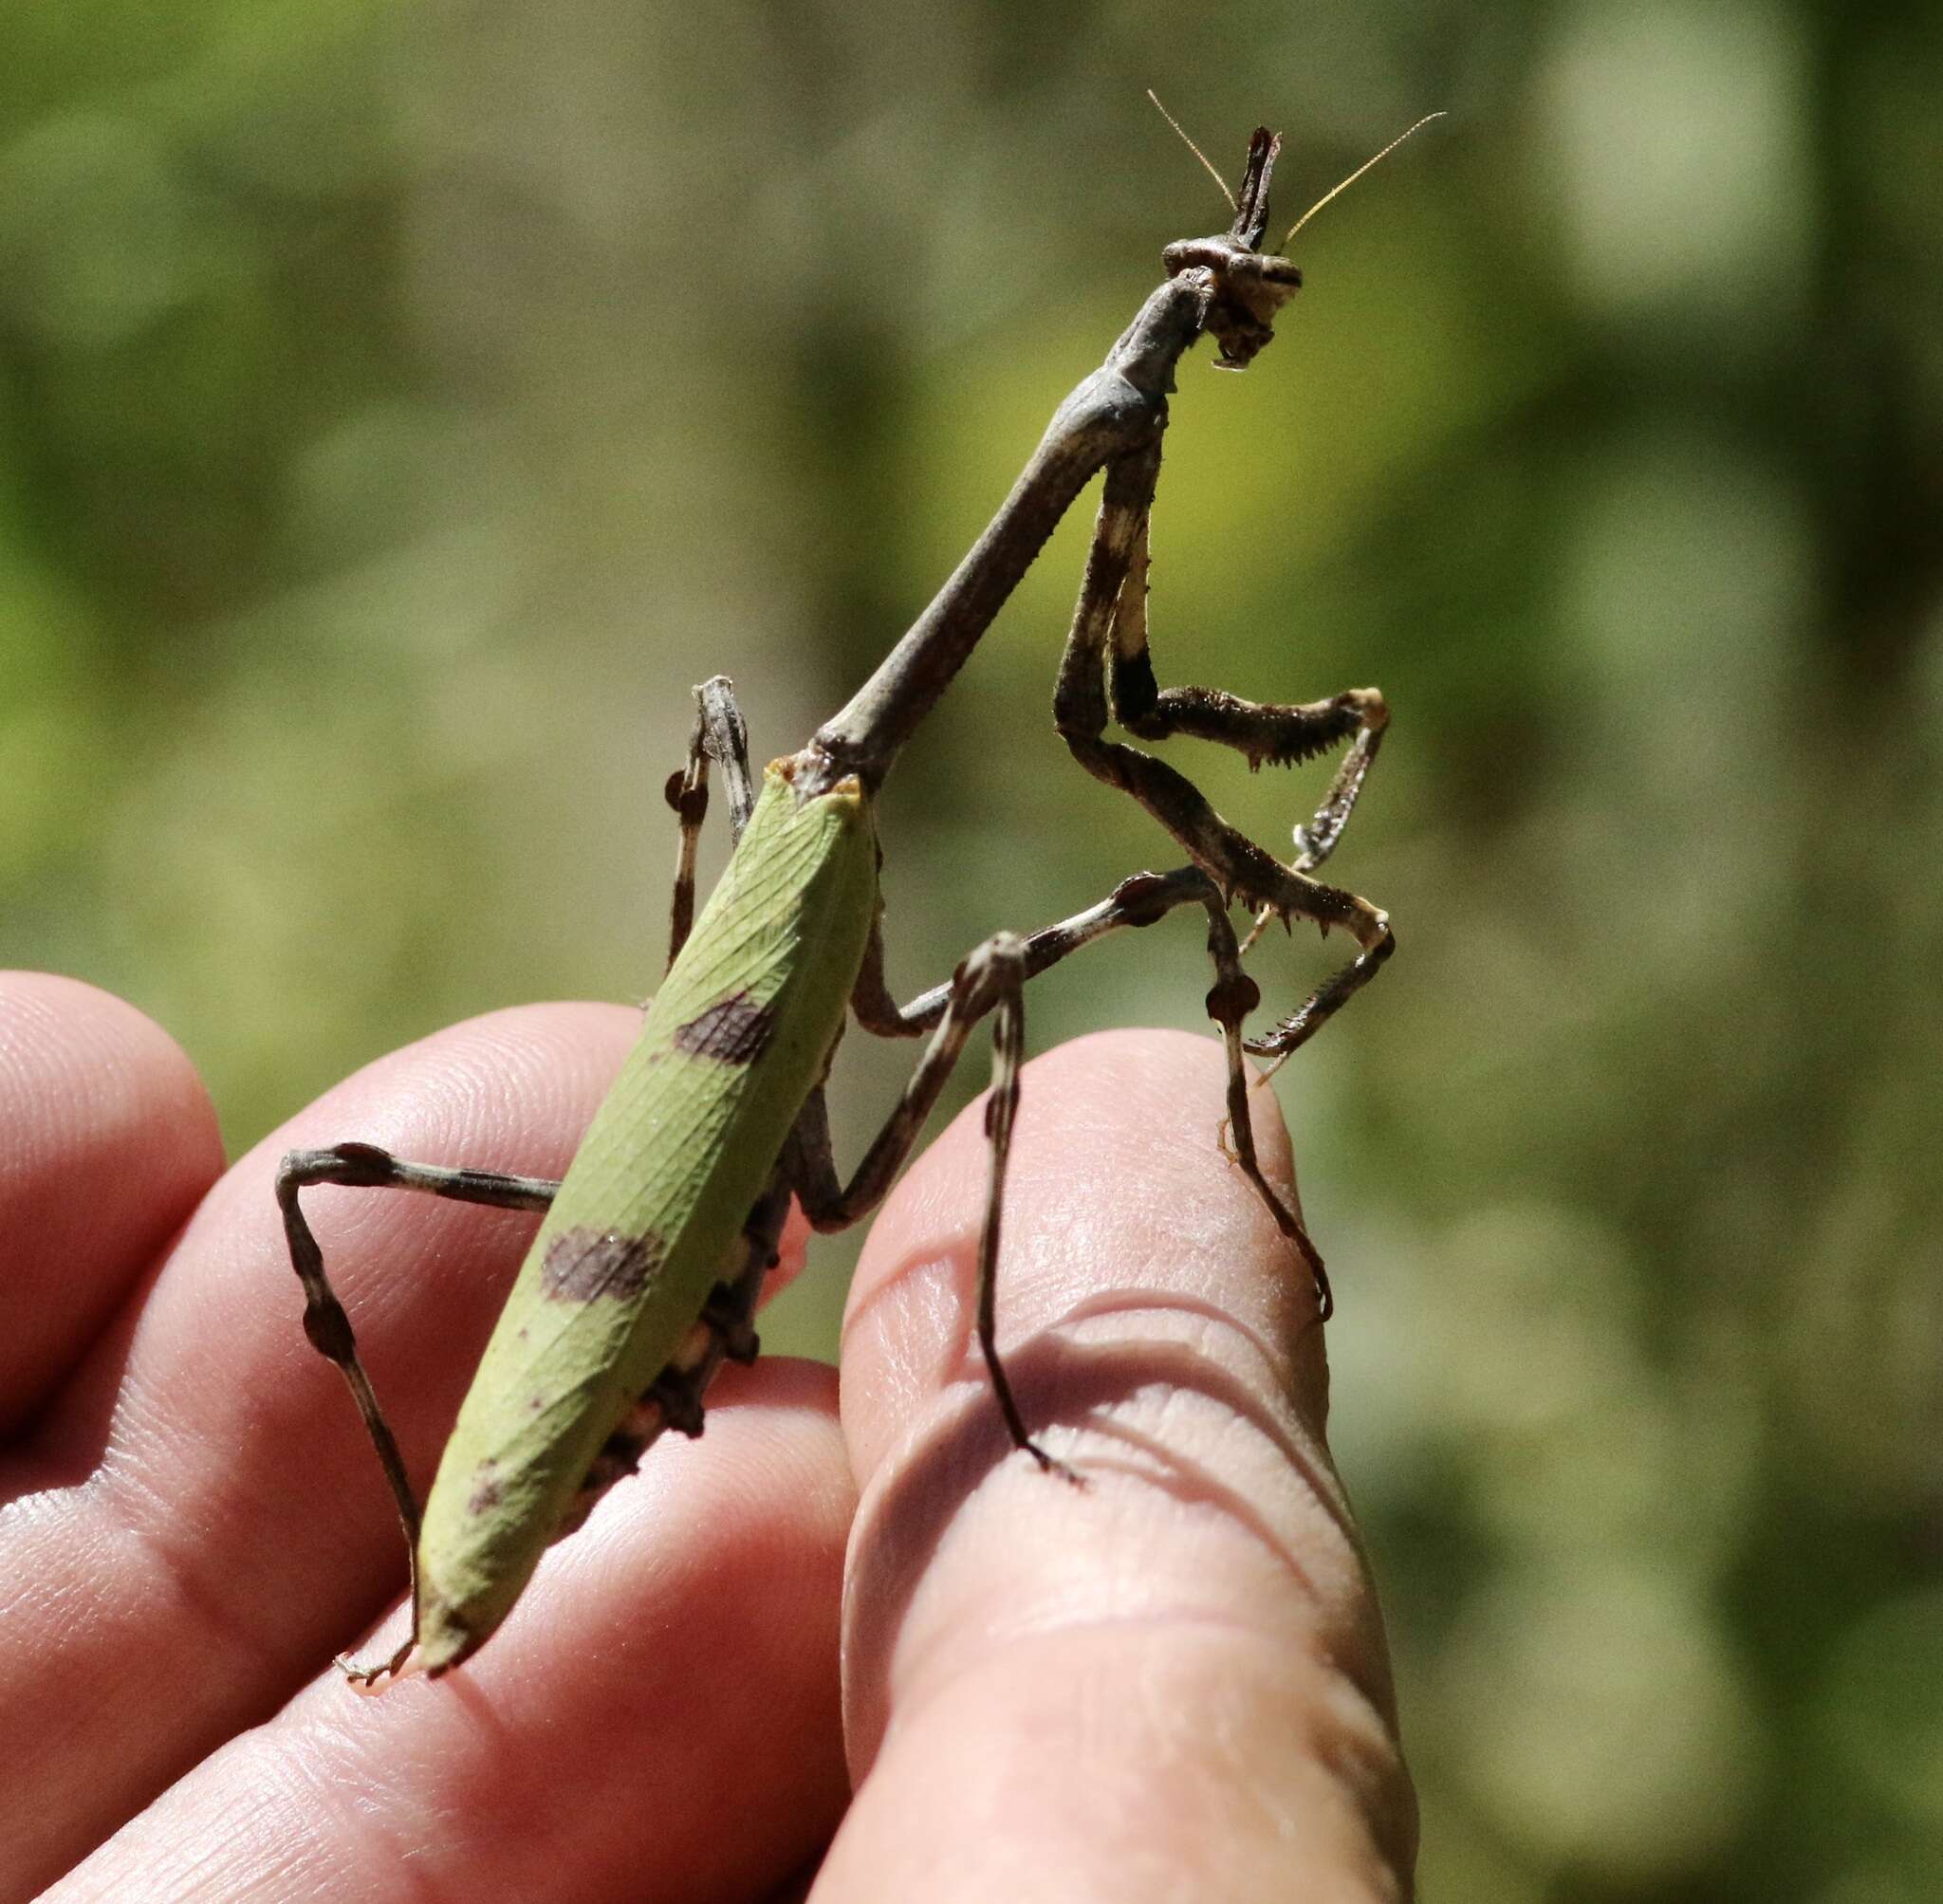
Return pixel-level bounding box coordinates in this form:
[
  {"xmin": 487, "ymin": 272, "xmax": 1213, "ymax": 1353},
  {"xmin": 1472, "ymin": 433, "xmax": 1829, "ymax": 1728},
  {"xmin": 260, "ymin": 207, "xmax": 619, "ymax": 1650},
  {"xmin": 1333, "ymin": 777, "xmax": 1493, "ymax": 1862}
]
[
  {"xmin": 672, "ymin": 989, "xmax": 775, "ymax": 1065},
  {"xmin": 542, "ymin": 1227, "xmax": 665, "ymax": 1302}
]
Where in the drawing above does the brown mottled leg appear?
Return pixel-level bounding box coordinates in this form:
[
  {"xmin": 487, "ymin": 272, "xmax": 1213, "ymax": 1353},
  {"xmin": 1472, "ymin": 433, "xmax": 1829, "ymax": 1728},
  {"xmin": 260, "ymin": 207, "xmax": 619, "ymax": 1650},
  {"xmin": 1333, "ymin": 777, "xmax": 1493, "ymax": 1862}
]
[
  {"xmin": 665, "ymin": 675, "xmax": 755, "ymax": 967},
  {"xmin": 276, "ymin": 1143, "xmax": 559, "ymax": 1684},
  {"xmin": 1236, "ymin": 704, "xmax": 1388, "ymax": 955},
  {"xmin": 854, "ymin": 861, "xmax": 1337, "ymax": 1312},
  {"xmin": 1243, "ymin": 926, "xmax": 1395, "ymax": 1078},
  {"xmin": 1199, "ymin": 901, "xmax": 1335, "ymax": 1317},
  {"xmin": 850, "ymin": 864, "xmax": 1221, "ymax": 1038},
  {"xmin": 1050, "ymin": 443, "xmax": 1394, "ymax": 1003},
  {"xmin": 1111, "ymin": 505, "xmax": 1390, "ymax": 784},
  {"xmin": 789, "ymin": 934, "xmax": 1079, "ymax": 1476}
]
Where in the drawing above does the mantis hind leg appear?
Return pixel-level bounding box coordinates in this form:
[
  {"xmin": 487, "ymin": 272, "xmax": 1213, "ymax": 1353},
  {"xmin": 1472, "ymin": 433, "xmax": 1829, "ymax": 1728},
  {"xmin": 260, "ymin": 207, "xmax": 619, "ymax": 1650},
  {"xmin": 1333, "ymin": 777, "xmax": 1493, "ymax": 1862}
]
[
  {"xmin": 275, "ymin": 1143, "xmax": 559, "ymax": 1684},
  {"xmin": 788, "ymin": 934, "xmax": 1079, "ymax": 1478}
]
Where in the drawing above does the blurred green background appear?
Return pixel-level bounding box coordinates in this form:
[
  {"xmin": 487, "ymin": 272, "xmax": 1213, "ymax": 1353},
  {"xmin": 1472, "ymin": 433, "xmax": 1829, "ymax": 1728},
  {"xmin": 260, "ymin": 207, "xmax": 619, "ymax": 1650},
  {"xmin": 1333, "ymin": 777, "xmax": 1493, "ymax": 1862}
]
[{"xmin": 4, "ymin": 2, "xmax": 1939, "ymax": 1896}]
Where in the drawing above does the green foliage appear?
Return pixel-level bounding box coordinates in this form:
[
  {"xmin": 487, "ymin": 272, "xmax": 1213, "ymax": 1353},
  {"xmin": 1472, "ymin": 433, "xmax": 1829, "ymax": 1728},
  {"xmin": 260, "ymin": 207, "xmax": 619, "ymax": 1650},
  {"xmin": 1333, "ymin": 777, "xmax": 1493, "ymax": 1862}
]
[{"xmin": 4, "ymin": 5, "xmax": 1939, "ymax": 1898}]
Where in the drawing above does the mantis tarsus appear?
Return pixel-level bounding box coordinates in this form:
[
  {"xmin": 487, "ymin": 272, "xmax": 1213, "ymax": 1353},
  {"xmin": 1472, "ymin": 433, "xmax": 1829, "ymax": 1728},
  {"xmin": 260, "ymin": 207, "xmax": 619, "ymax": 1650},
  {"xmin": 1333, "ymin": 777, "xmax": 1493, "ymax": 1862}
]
[{"xmin": 279, "ymin": 120, "xmax": 1420, "ymax": 1687}]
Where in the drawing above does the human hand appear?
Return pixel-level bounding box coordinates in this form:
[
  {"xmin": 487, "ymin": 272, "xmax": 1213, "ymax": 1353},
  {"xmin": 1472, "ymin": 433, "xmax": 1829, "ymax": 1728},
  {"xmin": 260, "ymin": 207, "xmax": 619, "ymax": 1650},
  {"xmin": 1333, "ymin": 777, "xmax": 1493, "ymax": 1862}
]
[{"xmin": 2, "ymin": 971, "xmax": 1416, "ymax": 1900}]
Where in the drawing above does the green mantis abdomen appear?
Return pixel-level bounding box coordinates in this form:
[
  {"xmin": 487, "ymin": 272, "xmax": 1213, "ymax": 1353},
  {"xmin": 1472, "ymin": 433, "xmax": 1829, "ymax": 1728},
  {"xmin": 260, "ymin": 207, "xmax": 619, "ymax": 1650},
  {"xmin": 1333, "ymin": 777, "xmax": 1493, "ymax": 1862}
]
[{"xmin": 411, "ymin": 760, "xmax": 878, "ymax": 1672}]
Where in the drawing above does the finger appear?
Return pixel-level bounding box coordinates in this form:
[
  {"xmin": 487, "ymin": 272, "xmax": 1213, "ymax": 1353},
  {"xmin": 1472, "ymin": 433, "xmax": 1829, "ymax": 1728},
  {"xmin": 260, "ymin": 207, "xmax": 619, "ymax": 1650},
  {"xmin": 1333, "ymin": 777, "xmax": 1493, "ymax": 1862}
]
[
  {"xmin": 0, "ymin": 1003, "xmax": 817, "ymax": 1892},
  {"xmin": 828, "ymin": 1027, "xmax": 1416, "ymax": 1900},
  {"xmin": 0, "ymin": 972, "xmax": 223, "ymax": 1431},
  {"xmin": 51, "ymin": 1359, "xmax": 852, "ymax": 1904}
]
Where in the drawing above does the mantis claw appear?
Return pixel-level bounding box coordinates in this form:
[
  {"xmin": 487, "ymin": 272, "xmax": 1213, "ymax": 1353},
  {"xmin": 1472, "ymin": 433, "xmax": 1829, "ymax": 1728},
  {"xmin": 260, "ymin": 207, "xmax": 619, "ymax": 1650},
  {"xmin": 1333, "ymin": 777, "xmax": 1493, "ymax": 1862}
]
[
  {"xmin": 335, "ymin": 1635, "xmax": 418, "ymax": 1691},
  {"xmin": 1022, "ymin": 1441, "xmax": 1087, "ymax": 1488}
]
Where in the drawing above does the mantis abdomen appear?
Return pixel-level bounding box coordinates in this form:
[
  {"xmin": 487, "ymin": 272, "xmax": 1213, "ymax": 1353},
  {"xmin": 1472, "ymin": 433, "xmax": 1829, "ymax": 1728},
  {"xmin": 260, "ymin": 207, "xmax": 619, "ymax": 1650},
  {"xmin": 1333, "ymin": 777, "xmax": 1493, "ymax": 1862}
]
[{"xmin": 412, "ymin": 761, "xmax": 878, "ymax": 1671}]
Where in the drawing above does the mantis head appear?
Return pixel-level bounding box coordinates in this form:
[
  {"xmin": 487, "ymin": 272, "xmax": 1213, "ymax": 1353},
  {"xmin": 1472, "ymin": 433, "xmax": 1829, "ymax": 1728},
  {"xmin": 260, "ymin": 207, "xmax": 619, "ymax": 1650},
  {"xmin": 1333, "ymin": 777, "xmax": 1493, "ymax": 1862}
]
[
  {"xmin": 1159, "ymin": 127, "xmax": 1301, "ymax": 371},
  {"xmin": 1152, "ymin": 109, "xmax": 1446, "ymax": 371}
]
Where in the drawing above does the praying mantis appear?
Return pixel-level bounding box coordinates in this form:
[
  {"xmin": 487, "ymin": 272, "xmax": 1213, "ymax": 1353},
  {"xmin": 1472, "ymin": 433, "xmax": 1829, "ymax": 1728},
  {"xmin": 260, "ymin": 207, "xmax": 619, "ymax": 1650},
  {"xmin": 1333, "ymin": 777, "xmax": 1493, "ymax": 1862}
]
[{"xmin": 278, "ymin": 115, "xmax": 1435, "ymax": 1687}]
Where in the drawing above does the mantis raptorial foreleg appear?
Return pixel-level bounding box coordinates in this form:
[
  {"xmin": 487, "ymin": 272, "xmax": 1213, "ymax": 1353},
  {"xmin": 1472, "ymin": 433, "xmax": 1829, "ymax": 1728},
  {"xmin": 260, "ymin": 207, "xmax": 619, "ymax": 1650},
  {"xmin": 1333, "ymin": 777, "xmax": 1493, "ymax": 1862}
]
[
  {"xmin": 1107, "ymin": 487, "xmax": 1390, "ymax": 963},
  {"xmin": 1102, "ymin": 459, "xmax": 1391, "ymax": 779},
  {"xmin": 1050, "ymin": 440, "xmax": 1395, "ymax": 1066}
]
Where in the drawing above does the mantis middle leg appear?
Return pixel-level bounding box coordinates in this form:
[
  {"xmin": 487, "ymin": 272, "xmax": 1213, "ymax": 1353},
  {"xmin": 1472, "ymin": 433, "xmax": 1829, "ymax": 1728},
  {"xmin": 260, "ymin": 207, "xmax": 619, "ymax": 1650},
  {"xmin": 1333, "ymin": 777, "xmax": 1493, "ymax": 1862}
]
[
  {"xmin": 847, "ymin": 861, "xmax": 1338, "ymax": 1317},
  {"xmin": 666, "ymin": 675, "xmax": 758, "ymax": 964}
]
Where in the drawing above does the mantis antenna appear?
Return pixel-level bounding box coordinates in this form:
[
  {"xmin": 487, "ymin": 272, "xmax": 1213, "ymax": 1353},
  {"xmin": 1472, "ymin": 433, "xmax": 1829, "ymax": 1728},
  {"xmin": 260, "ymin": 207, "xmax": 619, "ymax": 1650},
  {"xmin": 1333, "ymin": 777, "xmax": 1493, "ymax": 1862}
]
[
  {"xmin": 1146, "ymin": 89, "xmax": 1237, "ymax": 213},
  {"xmin": 1282, "ymin": 111, "xmax": 1447, "ymax": 249}
]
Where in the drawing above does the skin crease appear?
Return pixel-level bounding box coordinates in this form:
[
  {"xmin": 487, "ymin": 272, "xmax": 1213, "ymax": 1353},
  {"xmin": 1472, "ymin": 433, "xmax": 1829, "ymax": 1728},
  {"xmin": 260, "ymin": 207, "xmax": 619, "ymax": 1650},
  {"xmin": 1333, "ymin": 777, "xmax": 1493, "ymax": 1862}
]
[{"xmin": 0, "ymin": 971, "xmax": 1416, "ymax": 1901}]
